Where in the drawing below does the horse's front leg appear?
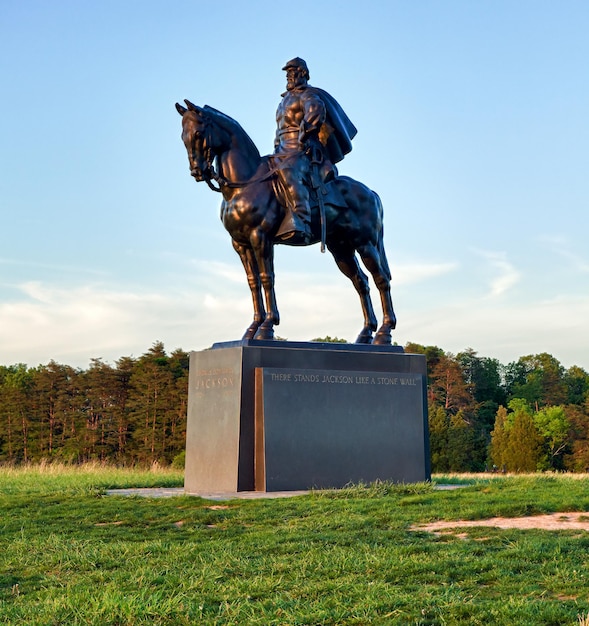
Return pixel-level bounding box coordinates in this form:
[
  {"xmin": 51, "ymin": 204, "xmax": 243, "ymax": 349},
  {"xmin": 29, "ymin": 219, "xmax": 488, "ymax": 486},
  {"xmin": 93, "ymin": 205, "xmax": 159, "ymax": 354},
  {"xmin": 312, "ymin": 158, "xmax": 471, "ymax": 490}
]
[
  {"xmin": 232, "ymin": 240, "xmax": 265, "ymax": 340},
  {"xmin": 250, "ymin": 229, "xmax": 279, "ymax": 340}
]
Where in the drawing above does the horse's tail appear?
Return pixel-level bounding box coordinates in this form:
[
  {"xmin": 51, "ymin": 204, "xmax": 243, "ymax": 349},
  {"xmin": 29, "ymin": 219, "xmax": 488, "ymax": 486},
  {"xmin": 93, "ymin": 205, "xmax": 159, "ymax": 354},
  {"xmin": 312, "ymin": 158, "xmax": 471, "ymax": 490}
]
[{"xmin": 376, "ymin": 194, "xmax": 392, "ymax": 281}]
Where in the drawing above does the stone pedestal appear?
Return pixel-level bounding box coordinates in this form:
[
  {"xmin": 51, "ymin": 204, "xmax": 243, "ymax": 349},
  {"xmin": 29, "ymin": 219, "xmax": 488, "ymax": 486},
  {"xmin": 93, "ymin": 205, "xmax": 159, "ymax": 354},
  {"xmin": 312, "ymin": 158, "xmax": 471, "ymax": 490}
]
[{"xmin": 184, "ymin": 340, "xmax": 430, "ymax": 493}]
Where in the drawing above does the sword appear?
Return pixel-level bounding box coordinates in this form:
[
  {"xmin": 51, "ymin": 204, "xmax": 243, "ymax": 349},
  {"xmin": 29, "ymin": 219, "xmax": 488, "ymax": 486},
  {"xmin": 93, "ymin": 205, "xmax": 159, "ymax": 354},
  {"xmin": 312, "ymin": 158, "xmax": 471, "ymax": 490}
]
[{"xmin": 309, "ymin": 145, "xmax": 327, "ymax": 253}]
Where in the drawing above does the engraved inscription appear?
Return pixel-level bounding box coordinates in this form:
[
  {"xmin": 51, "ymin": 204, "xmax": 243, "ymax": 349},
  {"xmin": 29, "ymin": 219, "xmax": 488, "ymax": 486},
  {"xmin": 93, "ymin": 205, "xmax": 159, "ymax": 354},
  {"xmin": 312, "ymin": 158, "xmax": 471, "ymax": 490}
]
[
  {"xmin": 267, "ymin": 369, "xmax": 420, "ymax": 387},
  {"xmin": 194, "ymin": 367, "xmax": 235, "ymax": 391}
]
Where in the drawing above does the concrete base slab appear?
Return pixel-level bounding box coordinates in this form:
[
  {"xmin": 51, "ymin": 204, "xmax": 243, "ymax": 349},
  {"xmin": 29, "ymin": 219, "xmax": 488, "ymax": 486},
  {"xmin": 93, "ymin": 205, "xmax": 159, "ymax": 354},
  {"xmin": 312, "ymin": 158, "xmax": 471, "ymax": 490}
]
[
  {"xmin": 105, "ymin": 485, "xmax": 458, "ymax": 500},
  {"xmin": 105, "ymin": 488, "xmax": 309, "ymax": 500}
]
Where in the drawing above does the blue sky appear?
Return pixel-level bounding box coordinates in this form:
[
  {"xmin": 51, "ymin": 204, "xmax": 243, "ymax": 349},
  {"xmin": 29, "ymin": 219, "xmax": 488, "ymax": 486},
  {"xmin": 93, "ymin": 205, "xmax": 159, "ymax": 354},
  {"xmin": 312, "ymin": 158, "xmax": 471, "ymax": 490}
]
[{"xmin": 1, "ymin": 1, "xmax": 588, "ymax": 370}]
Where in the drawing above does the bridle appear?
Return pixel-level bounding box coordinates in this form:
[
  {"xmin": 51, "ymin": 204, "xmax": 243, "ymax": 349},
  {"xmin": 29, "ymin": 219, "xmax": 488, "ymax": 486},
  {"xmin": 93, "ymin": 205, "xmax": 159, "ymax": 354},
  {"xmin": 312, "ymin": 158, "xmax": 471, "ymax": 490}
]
[
  {"xmin": 190, "ymin": 112, "xmax": 277, "ymax": 192},
  {"xmin": 190, "ymin": 115, "xmax": 223, "ymax": 193}
]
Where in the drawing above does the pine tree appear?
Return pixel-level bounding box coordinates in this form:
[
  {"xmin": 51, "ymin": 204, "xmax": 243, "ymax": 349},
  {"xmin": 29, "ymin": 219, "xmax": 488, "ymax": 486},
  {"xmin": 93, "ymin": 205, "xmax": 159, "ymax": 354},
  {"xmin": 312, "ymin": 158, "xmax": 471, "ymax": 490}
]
[
  {"xmin": 489, "ymin": 405, "xmax": 509, "ymax": 470},
  {"xmin": 428, "ymin": 404, "xmax": 449, "ymax": 472},
  {"xmin": 447, "ymin": 411, "xmax": 475, "ymax": 471},
  {"xmin": 33, "ymin": 361, "xmax": 83, "ymax": 460},
  {"xmin": 505, "ymin": 409, "xmax": 542, "ymax": 472},
  {"xmin": 126, "ymin": 342, "xmax": 177, "ymax": 464},
  {"xmin": 0, "ymin": 365, "xmax": 34, "ymax": 462}
]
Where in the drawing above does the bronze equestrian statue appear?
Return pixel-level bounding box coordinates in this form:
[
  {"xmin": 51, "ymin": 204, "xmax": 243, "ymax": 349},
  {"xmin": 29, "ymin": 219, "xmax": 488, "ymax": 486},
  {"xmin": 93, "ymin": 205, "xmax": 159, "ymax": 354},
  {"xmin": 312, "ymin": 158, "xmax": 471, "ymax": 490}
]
[{"xmin": 176, "ymin": 58, "xmax": 397, "ymax": 345}]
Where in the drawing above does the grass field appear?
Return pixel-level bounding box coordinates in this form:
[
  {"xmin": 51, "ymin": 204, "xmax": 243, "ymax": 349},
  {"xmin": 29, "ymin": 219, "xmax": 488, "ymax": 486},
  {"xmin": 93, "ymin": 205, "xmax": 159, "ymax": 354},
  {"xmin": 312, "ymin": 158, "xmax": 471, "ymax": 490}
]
[{"xmin": 1, "ymin": 465, "xmax": 589, "ymax": 624}]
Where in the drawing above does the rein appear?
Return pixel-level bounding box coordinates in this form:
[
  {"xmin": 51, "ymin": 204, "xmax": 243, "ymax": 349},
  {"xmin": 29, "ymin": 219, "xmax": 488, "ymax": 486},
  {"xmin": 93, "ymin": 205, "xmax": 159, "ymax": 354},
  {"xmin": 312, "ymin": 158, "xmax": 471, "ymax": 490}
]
[
  {"xmin": 200, "ymin": 127, "xmax": 223, "ymax": 193},
  {"xmin": 215, "ymin": 164, "xmax": 277, "ymax": 189}
]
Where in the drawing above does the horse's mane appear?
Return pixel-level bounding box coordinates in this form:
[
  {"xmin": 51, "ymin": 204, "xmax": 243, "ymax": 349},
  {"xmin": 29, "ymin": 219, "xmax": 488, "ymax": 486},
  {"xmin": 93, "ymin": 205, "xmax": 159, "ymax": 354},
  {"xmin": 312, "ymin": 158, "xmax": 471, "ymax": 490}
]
[{"xmin": 203, "ymin": 105, "xmax": 261, "ymax": 160}]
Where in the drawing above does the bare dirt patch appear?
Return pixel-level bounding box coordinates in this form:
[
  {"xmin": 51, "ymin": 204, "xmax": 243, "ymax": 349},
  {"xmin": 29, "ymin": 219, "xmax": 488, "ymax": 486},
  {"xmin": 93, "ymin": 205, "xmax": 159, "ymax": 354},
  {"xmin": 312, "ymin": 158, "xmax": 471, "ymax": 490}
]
[{"xmin": 413, "ymin": 512, "xmax": 589, "ymax": 534}]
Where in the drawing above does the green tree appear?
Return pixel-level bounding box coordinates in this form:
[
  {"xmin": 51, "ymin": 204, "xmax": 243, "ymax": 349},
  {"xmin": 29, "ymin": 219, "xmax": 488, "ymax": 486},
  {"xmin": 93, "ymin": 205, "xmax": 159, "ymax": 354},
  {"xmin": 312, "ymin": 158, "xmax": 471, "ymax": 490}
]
[
  {"xmin": 563, "ymin": 402, "xmax": 589, "ymax": 471},
  {"xmin": 164, "ymin": 349, "xmax": 189, "ymax": 462},
  {"xmin": 456, "ymin": 349, "xmax": 507, "ymax": 463},
  {"xmin": 490, "ymin": 401, "xmax": 543, "ymax": 472},
  {"xmin": 563, "ymin": 365, "xmax": 589, "ymax": 405},
  {"xmin": 33, "ymin": 361, "xmax": 84, "ymax": 460},
  {"xmin": 428, "ymin": 404, "xmax": 449, "ymax": 472},
  {"xmin": 489, "ymin": 405, "xmax": 509, "ymax": 469},
  {"xmin": 446, "ymin": 411, "xmax": 477, "ymax": 472},
  {"xmin": 311, "ymin": 336, "xmax": 348, "ymax": 343},
  {"xmin": 507, "ymin": 353, "xmax": 567, "ymax": 408},
  {"xmin": 457, "ymin": 349, "xmax": 504, "ymax": 404},
  {"xmin": 533, "ymin": 405, "xmax": 570, "ymax": 470},
  {"xmin": 112, "ymin": 356, "xmax": 135, "ymax": 463},
  {"xmin": 82, "ymin": 358, "xmax": 133, "ymax": 462},
  {"xmin": 506, "ymin": 409, "xmax": 543, "ymax": 472},
  {"xmin": 126, "ymin": 342, "xmax": 179, "ymax": 464},
  {"xmin": 0, "ymin": 364, "xmax": 35, "ymax": 463},
  {"xmin": 508, "ymin": 398, "xmax": 533, "ymax": 416}
]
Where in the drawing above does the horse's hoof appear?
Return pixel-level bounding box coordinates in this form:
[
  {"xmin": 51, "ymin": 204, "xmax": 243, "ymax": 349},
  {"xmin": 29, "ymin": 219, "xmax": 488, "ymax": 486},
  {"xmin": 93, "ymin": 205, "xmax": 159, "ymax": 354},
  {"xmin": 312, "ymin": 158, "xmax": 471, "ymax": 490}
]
[
  {"xmin": 253, "ymin": 327, "xmax": 274, "ymax": 341},
  {"xmin": 355, "ymin": 330, "xmax": 373, "ymax": 344},
  {"xmin": 373, "ymin": 328, "xmax": 392, "ymax": 345},
  {"xmin": 242, "ymin": 324, "xmax": 260, "ymax": 340}
]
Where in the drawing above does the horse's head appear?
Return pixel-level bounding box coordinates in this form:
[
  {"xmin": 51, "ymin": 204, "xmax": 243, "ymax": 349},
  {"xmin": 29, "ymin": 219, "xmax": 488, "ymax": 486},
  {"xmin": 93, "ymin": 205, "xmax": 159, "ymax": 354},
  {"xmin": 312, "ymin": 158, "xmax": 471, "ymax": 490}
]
[
  {"xmin": 176, "ymin": 101, "xmax": 262, "ymax": 190},
  {"xmin": 175, "ymin": 100, "xmax": 215, "ymax": 183}
]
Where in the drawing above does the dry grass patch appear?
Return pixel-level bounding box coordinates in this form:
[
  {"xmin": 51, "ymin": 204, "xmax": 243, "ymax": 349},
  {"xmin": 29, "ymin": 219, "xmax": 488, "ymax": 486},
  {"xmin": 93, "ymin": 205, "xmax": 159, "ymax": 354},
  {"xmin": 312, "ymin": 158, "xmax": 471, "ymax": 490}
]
[{"xmin": 413, "ymin": 512, "xmax": 589, "ymax": 534}]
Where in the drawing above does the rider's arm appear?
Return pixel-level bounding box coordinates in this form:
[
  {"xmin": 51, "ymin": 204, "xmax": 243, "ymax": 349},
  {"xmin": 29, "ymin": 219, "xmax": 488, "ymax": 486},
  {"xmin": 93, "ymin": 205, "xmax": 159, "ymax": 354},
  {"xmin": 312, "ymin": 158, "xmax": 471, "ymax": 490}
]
[{"xmin": 299, "ymin": 92, "xmax": 326, "ymax": 147}]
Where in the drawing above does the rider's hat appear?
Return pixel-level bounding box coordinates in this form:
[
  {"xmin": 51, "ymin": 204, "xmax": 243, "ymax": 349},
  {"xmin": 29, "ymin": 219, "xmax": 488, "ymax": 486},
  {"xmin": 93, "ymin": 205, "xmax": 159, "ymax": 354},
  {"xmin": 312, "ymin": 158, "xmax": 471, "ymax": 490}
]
[{"xmin": 282, "ymin": 57, "xmax": 309, "ymax": 74}]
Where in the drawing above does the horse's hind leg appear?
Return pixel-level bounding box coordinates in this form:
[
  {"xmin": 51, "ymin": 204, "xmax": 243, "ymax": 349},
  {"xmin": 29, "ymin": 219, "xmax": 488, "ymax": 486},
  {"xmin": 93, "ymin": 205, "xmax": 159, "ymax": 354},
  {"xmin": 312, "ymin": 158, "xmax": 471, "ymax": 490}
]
[
  {"xmin": 357, "ymin": 242, "xmax": 397, "ymax": 345},
  {"xmin": 232, "ymin": 240, "xmax": 265, "ymax": 340},
  {"xmin": 328, "ymin": 242, "xmax": 378, "ymax": 344}
]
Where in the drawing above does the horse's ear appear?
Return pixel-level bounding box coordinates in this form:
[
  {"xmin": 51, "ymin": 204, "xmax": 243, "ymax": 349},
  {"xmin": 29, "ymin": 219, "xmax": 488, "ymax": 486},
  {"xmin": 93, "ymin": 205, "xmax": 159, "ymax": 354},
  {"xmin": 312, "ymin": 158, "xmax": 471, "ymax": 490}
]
[
  {"xmin": 175, "ymin": 102, "xmax": 187, "ymax": 116},
  {"xmin": 184, "ymin": 99, "xmax": 202, "ymax": 114}
]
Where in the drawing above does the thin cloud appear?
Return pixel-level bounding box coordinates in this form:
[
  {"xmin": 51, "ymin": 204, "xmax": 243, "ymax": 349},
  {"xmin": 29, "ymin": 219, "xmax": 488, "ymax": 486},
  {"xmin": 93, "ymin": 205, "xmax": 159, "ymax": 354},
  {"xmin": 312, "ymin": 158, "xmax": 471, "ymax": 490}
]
[
  {"xmin": 538, "ymin": 236, "xmax": 589, "ymax": 273},
  {"xmin": 188, "ymin": 259, "xmax": 246, "ymax": 284},
  {"xmin": 392, "ymin": 262, "xmax": 459, "ymax": 286},
  {"xmin": 0, "ymin": 257, "xmax": 107, "ymax": 276},
  {"xmin": 488, "ymin": 259, "xmax": 520, "ymax": 297},
  {"xmin": 474, "ymin": 250, "xmax": 521, "ymax": 297},
  {"xmin": 0, "ymin": 282, "xmax": 201, "ymax": 366}
]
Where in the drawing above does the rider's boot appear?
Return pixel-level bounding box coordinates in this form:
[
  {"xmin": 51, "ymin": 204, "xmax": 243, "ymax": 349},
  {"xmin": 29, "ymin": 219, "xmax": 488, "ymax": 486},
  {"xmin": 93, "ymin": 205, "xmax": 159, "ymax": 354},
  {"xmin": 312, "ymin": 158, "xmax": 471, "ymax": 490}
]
[
  {"xmin": 276, "ymin": 186, "xmax": 312, "ymax": 245},
  {"xmin": 276, "ymin": 211, "xmax": 312, "ymax": 244}
]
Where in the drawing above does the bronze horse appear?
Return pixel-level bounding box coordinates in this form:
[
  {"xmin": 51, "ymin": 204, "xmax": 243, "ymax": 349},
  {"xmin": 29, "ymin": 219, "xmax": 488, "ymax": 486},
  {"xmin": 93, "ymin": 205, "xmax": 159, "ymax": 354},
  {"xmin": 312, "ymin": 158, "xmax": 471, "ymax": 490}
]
[{"xmin": 175, "ymin": 100, "xmax": 396, "ymax": 344}]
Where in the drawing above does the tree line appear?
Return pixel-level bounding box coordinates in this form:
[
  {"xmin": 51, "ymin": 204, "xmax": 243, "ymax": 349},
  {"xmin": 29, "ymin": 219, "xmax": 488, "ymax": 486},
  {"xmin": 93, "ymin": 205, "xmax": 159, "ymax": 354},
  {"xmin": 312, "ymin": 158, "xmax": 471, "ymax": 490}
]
[
  {"xmin": 413, "ymin": 344, "xmax": 589, "ymax": 473},
  {"xmin": 0, "ymin": 342, "xmax": 188, "ymax": 466},
  {"xmin": 1, "ymin": 340, "xmax": 588, "ymax": 471}
]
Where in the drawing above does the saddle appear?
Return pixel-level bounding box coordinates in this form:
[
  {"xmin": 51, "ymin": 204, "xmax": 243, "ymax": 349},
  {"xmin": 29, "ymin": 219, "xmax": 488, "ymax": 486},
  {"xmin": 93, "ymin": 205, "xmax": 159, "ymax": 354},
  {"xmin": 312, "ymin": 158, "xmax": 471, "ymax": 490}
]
[{"xmin": 270, "ymin": 161, "xmax": 348, "ymax": 213}]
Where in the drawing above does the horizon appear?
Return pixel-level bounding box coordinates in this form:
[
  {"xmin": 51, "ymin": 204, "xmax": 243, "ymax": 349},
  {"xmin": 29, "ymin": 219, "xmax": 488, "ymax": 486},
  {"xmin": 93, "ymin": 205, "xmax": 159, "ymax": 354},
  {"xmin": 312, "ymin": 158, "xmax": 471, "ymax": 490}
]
[{"xmin": 0, "ymin": 337, "xmax": 583, "ymax": 374}]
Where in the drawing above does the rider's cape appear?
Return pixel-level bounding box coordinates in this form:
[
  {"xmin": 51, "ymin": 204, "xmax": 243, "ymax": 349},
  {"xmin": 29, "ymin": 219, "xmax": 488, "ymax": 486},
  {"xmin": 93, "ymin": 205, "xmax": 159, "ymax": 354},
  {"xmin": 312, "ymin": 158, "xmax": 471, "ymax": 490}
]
[{"xmin": 304, "ymin": 85, "xmax": 358, "ymax": 164}]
